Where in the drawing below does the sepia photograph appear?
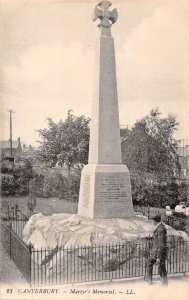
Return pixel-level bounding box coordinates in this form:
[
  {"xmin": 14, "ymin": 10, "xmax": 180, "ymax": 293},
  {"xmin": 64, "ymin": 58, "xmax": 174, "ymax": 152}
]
[{"xmin": 0, "ymin": 0, "xmax": 189, "ymax": 299}]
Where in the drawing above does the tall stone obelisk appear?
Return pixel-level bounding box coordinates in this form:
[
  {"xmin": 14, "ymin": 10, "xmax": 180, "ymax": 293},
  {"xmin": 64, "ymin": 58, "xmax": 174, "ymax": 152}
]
[{"xmin": 78, "ymin": 1, "xmax": 134, "ymax": 219}]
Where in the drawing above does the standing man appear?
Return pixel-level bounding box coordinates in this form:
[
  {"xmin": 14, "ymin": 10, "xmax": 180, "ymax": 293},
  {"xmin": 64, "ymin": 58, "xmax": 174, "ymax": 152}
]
[{"xmin": 146, "ymin": 214, "xmax": 168, "ymax": 285}]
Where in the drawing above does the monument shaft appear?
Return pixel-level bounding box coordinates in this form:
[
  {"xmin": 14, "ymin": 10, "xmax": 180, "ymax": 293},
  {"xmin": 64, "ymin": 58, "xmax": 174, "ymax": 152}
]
[
  {"xmin": 89, "ymin": 32, "xmax": 122, "ymax": 164},
  {"xmin": 78, "ymin": 1, "xmax": 134, "ymax": 219}
]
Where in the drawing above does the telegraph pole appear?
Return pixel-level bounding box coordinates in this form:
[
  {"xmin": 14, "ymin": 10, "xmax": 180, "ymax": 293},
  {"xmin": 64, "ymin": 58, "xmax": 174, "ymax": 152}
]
[{"xmin": 7, "ymin": 109, "xmax": 16, "ymax": 156}]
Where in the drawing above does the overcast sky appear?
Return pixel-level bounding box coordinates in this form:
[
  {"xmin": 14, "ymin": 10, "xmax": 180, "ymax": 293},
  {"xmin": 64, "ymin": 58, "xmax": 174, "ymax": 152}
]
[{"xmin": 1, "ymin": 0, "xmax": 189, "ymax": 146}]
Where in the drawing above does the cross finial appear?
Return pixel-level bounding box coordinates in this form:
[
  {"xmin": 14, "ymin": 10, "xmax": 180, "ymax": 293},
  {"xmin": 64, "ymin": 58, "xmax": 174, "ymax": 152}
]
[{"xmin": 93, "ymin": 1, "xmax": 118, "ymax": 29}]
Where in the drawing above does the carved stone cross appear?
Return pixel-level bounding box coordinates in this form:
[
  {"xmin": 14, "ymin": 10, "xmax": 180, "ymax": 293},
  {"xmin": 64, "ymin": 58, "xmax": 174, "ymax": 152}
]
[{"xmin": 93, "ymin": 1, "xmax": 118, "ymax": 28}]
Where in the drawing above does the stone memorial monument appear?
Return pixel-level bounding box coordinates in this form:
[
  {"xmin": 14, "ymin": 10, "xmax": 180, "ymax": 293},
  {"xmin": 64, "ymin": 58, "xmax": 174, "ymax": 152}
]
[{"xmin": 78, "ymin": 1, "xmax": 134, "ymax": 219}]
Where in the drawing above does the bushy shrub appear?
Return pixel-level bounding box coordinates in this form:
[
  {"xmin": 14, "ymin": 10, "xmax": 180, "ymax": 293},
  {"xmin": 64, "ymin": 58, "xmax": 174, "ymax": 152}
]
[
  {"xmin": 172, "ymin": 211, "xmax": 187, "ymax": 219},
  {"xmin": 1, "ymin": 174, "xmax": 18, "ymax": 196},
  {"xmin": 28, "ymin": 169, "xmax": 81, "ymax": 201},
  {"xmin": 166, "ymin": 214, "xmax": 188, "ymax": 233},
  {"xmin": 29, "ymin": 175, "xmax": 44, "ymax": 197},
  {"xmin": 131, "ymin": 176, "xmax": 188, "ymax": 209},
  {"xmin": 1, "ymin": 160, "xmax": 36, "ymax": 196},
  {"xmin": 1, "ymin": 161, "xmax": 82, "ymax": 201},
  {"xmin": 68, "ymin": 172, "xmax": 81, "ymax": 201},
  {"xmin": 1, "ymin": 165, "xmax": 10, "ymax": 174},
  {"xmin": 29, "ymin": 172, "xmax": 69, "ymax": 199},
  {"xmin": 42, "ymin": 173, "xmax": 69, "ymax": 199},
  {"xmin": 57, "ymin": 174, "xmax": 69, "ymax": 199},
  {"xmin": 178, "ymin": 182, "xmax": 188, "ymax": 203}
]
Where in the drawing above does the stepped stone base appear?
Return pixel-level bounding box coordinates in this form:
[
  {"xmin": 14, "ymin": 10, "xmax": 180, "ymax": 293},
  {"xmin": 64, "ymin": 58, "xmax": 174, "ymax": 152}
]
[{"xmin": 78, "ymin": 164, "xmax": 134, "ymax": 219}]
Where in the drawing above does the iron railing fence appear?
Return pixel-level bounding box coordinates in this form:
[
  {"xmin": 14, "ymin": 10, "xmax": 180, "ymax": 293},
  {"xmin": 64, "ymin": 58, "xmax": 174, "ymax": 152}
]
[
  {"xmin": 2, "ymin": 204, "xmax": 29, "ymax": 239},
  {"xmin": 1, "ymin": 217, "xmax": 189, "ymax": 286},
  {"xmin": 30, "ymin": 239, "xmax": 189, "ymax": 286},
  {"xmin": 133, "ymin": 206, "xmax": 162, "ymax": 219},
  {"xmin": 1, "ymin": 219, "xmax": 11, "ymax": 257},
  {"xmin": 2, "ymin": 203, "xmax": 29, "ymax": 221},
  {"xmin": 1, "ymin": 220, "xmax": 32, "ymax": 283},
  {"xmin": 3, "ymin": 216, "xmax": 28, "ymax": 240}
]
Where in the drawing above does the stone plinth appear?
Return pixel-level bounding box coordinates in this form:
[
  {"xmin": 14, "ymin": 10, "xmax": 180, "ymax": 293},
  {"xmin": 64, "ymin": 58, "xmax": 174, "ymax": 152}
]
[{"xmin": 78, "ymin": 164, "xmax": 134, "ymax": 219}]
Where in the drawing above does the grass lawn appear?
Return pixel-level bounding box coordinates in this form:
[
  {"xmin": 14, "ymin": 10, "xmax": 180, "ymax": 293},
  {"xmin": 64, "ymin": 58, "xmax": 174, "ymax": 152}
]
[
  {"xmin": 1, "ymin": 197, "xmax": 166, "ymax": 218},
  {"xmin": 1, "ymin": 196, "xmax": 78, "ymax": 216}
]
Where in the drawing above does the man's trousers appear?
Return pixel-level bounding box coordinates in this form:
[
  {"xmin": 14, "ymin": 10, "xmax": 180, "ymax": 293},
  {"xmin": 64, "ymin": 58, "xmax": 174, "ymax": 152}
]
[{"xmin": 146, "ymin": 257, "xmax": 168, "ymax": 284}]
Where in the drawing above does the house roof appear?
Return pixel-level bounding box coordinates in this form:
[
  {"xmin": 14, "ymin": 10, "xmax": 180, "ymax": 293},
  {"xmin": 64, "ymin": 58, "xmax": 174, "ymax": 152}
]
[
  {"xmin": 0, "ymin": 140, "xmax": 19, "ymax": 149},
  {"xmin": 22, "ymin": 145, "xmax": 39, "ymax": 153}
]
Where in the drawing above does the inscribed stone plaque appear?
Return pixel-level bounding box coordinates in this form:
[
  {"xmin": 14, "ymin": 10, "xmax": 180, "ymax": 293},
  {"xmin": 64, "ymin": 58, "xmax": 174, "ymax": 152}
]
[
  {"xmin": 81, "ymin": 174, "xmax": 90, "ymax": 208},
  {"xmin": 95, "ymin": 173, "xmax": 130, "ymax": 202}
]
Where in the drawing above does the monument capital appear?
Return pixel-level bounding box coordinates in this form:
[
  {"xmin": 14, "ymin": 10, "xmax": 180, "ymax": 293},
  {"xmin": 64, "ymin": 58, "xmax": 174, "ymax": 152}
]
[{"xmin": 93, "ymin": 1, "xmax": 118, "ymax": 30}]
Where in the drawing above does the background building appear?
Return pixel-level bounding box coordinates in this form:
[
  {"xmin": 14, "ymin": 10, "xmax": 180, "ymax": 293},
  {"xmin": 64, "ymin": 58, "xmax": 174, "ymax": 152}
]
[{"xmin": 0, "ymin": 137, "xmax": 22, "ymax": 159}]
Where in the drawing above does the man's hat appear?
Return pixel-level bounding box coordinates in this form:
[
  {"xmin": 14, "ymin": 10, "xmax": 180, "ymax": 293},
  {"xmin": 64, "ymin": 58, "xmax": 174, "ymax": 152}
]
[{"xmin": 151, "ymin": 214, "xmax": 161, "ymax": 223}]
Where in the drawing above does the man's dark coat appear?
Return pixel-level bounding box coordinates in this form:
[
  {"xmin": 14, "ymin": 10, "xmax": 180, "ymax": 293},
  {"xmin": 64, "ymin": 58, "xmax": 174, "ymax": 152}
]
[{"xmin": 151, "ymin": 222, "xmax": 167, "ymax": 259}]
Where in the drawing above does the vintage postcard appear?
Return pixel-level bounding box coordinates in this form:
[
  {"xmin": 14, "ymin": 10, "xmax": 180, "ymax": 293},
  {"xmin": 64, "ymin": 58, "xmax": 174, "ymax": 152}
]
[{"xmin": 0, "ymin": 0, "xmax": 189, "ymax": 300}]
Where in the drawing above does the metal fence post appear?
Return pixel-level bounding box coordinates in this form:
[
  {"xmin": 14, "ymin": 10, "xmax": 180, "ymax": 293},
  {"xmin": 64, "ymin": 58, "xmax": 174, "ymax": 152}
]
[
  {"xmin": 11, "ymin": 205, "xmax": 14, "ymax": 220},
  {"xmin": 8, "ymin": 221, "xmax": 12, "ymax": 258},
  {"xmin": 28, "ymin": 242, "xmax": 33, "ymax": 286},
  {"xmin": 147, "ymin": 206, "xmax": 150, "ymax": 219},
  {"xmin": 15, "ymin": 203, "xmax": 18, "ymax": 219}
]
